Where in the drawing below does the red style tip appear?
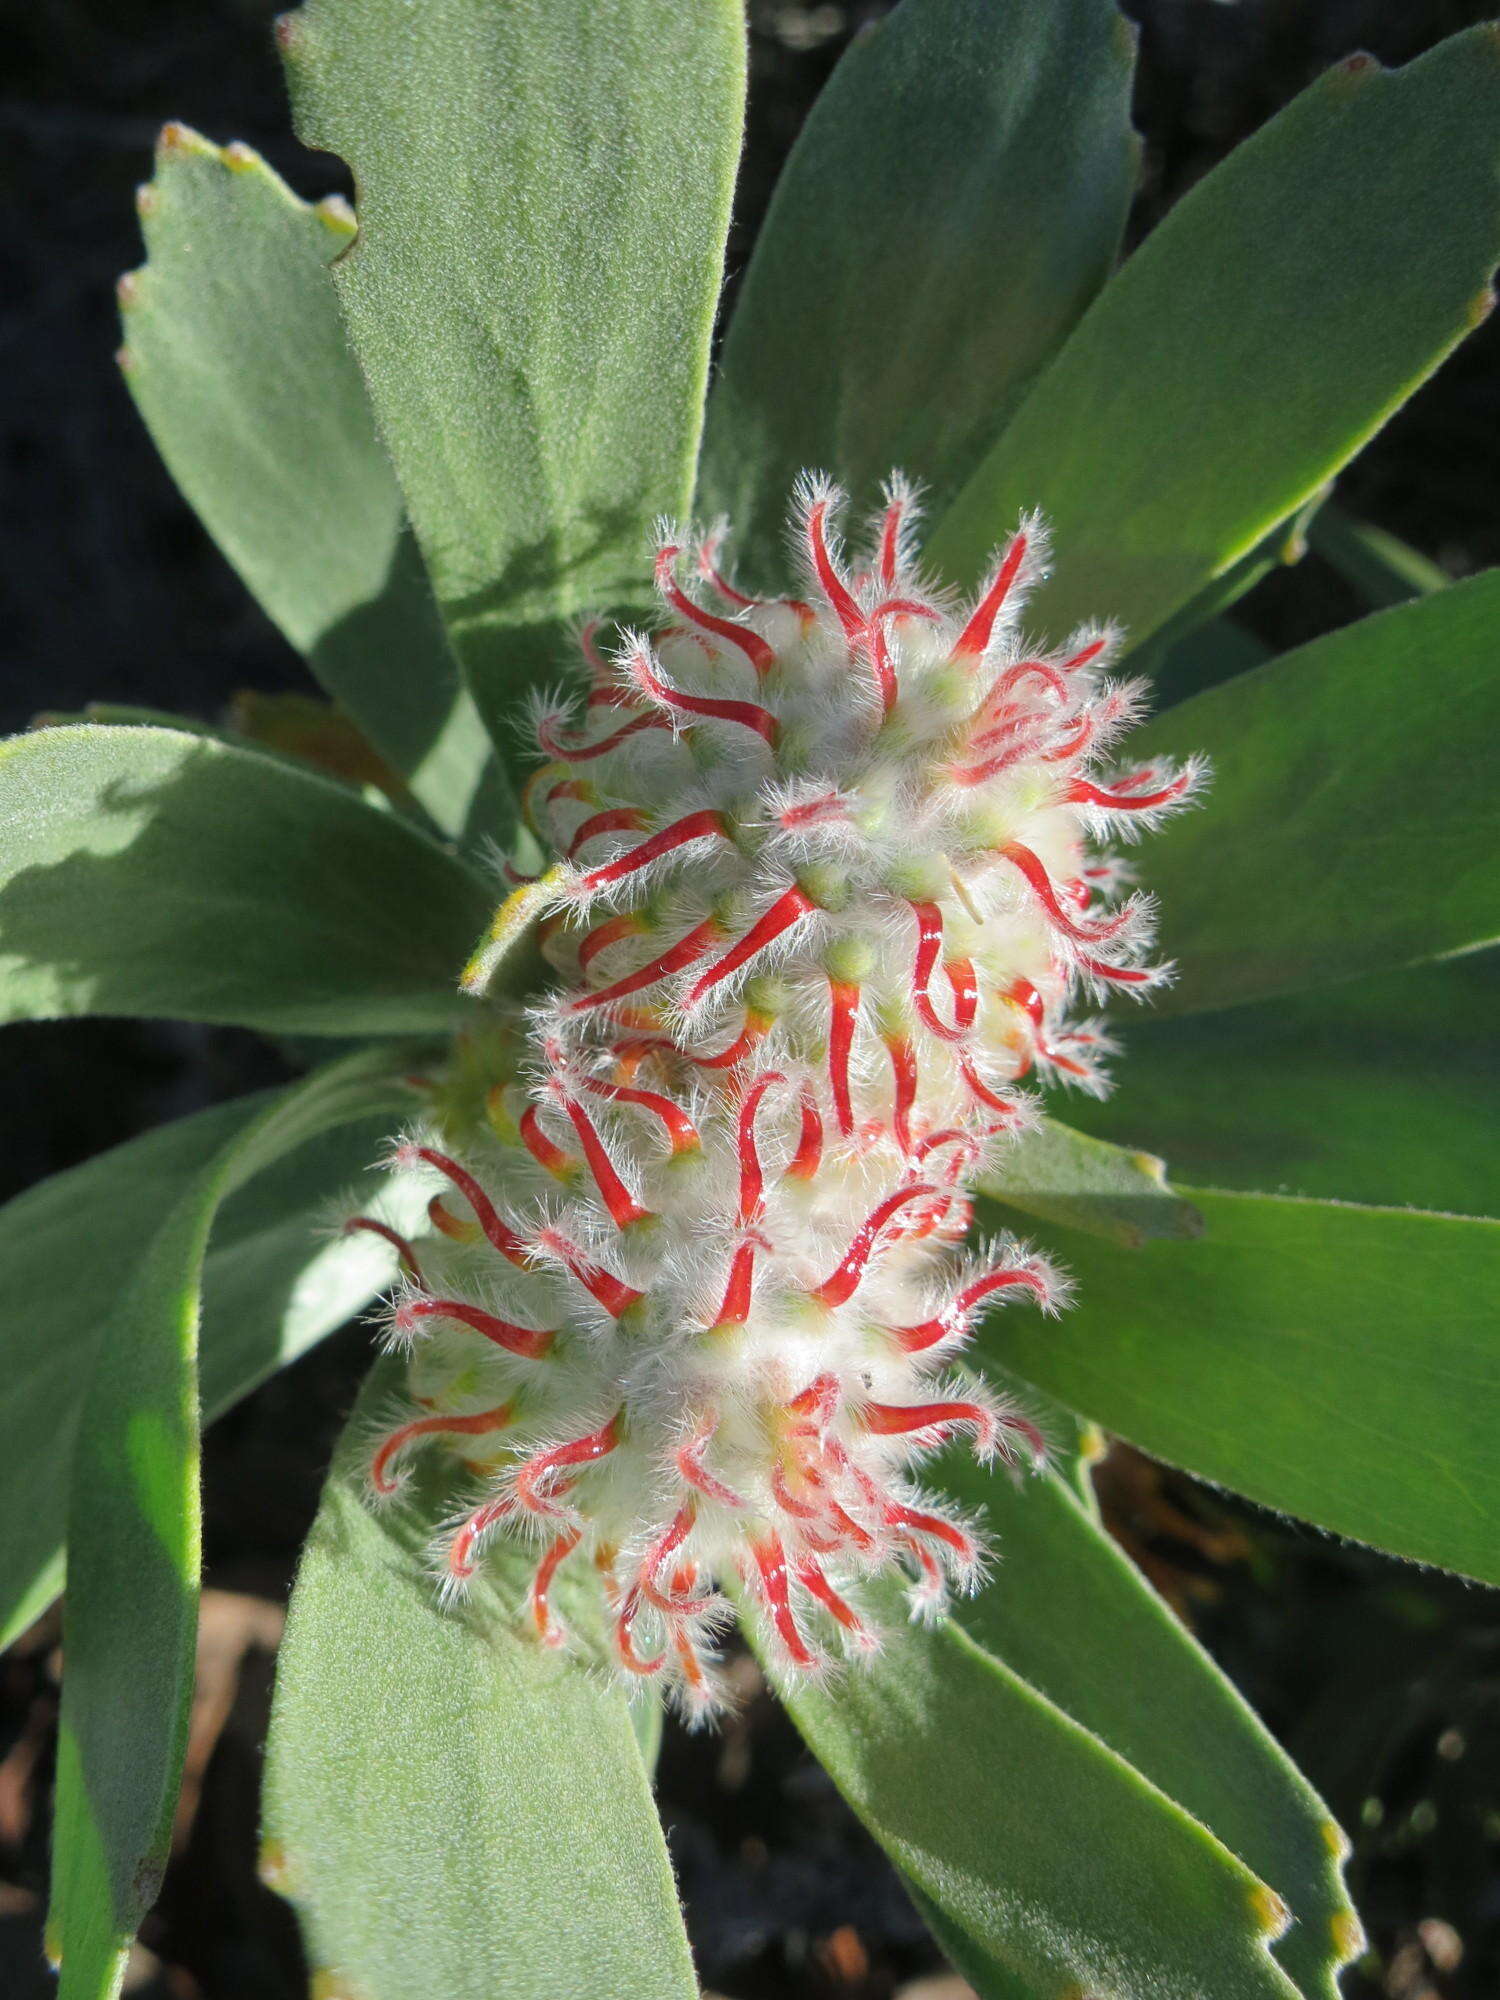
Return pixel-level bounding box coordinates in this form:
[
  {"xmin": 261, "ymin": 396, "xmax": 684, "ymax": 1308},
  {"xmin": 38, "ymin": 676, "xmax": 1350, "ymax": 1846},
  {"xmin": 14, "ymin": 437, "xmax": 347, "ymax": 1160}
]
[
  {"xmin": 953, "ymin": 531, "xmax": 1028, "ymax": 661},
  {"xmin": 684, "ymin": 888, "xmax": 814, "ymax": 1010},
  {"xmin": 396, "ymin": 1296, "xmax": 556, "ymax": 1361},
  {"xmin": 343, "ymin": 1215, "xmax": 423, "ymax": 1286},
  {"xmin": 655, "ymin": 546, "xmax": 776, "ymax": 676},
  {"xmin": 809, "ymin": 1183, "xmax": 939, "ymax": 1308},
  {"xmin": 572, "ymin": 808, "xmax": 729, "ymax": 895},
  {"xmin": 407, "ymin": 1146, "xmax": 530, "ymax": 1266}
]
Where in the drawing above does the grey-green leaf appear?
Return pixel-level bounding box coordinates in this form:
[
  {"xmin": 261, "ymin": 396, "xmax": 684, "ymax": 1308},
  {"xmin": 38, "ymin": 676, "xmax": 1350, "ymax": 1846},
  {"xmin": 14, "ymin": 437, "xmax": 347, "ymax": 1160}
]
[
  {"xmin": 930, "ymin": 28, "xmax": 1500, "ymax": 651},
  {"xmin": 263, "ymin": 1356, "xmax": 697, "ymax": 2000},
  {"xmin": 700, "ymin": 0, "xmax": 1138, "ymax": 582},
  {"xmin": 977, "ymin": 1115, "xmax": 1202, "ymax": 1248},
  {"xmin": 279, "ymin": 0, "xmax": 746, "ymax": 736},
  {"xmin": 0, "ymin": 724, "xmax": 493, "ymax": 1035},
  {"xmin": 939, "ymin": 1452, "xmax": 1360, "ymax": 1997},
  {"xmin": 768, "ymin": 1581, "xmax": 1300, "ymax": 2000},
  {"xmin": 49, "ymin": 1048, "xmax": 417, "ymax": 2000},
  {"xmin": 1062, "ymin": 953, "xmax": 1500, "ymax": 1219},
  {"xmin": 0, "ymin": 1094, "xmax": 430, "ymax": 1652},
  {"xmin": 120, "ymin": 124, "xmax": 497, "ymax": 838},
  {"xmin": 1133, "ymin": 571, "xmax": 1500, "ymax": 1015},
  {"xmin": 977, "ymin": 1188, "xmax": 1500, "ymax": 1585}
]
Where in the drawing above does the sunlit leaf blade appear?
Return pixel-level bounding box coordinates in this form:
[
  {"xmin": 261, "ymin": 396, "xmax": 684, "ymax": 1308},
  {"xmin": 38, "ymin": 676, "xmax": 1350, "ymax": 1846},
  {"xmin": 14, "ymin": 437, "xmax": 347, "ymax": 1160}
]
[
  {"xmin": 279, "ymin": 0, "xmax": 745, "ymax": 736},
  {"xmin": 0, "ymin": 1094, "xmax": 432, "ymax": 1652},
  {"xmin": 262, "ymin": 1356, "xmax": 697, "ymax": 2000},
  {"xmin": 1130, "ymin": 571, "xmax": 1500, "ymax": 1014},
  {"xmin": 0, "ymin": 724, "xmax": 493, "ymax": 1034},
  {"xmin": 938, "ymin": 1454, "xmax": 1360, "ymax": 1998},
  {"xmin": 120, "ymin": 125, "xmax": 496, "ymax": 838},
  {"xmin": 700, "ymin": 0, "xmax": 1138, "ymax": 580},
  {"xmin": 1064, "ymin": 953, "xmax": 1500, "ymax": 1218},
  {"xmin": 977, "ymin": 1115, "xmax": 1202, "ymax": 1247},
  {"xmin": 49, "ymin": 1049, "xmax": 416, "ymax": 2000},
  {"xmin": 930, "ymin": 28, "xmax": 1500, "ymax": 648},
  {"xmin": 976, "ymin": 1189, "xmax": 1500, "ymax": 1584},
  {"xmin": 901, "ymin": 1882, "xmax": 1036, "ymax": 2000},
  {"xmin": 767, "ymin": 1583, "xmax": 1300, "ymax": 2000}
]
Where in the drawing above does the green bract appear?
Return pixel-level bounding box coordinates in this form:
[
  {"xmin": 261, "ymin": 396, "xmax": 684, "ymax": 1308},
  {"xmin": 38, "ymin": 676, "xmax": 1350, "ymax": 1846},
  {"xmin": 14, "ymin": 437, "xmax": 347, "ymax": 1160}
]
[{"xmin": 4, "ymin": 4, "xmax": 1498, "ymax": 1997}]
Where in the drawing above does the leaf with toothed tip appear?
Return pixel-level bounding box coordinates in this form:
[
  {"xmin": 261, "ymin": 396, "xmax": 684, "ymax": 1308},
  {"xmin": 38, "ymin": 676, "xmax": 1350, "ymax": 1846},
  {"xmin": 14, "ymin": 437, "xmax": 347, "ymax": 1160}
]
[
  {"xmin": 936, "ymin": 1445, "xmax": 1361, "ymax": 1999},
  {"xmin": 48, "ymin": 1048, "xmax": 420, "ymax": 2000},
  {"xmin": 275, "ymin": 0, "xmax": 746, "ymax": 743},
  {"xmin": 977, "ymin": 1115, "xmax": 1203, "ymax": 1248},
  {"xmin": 118, "ymin": 123, "xmax": 501, "ymax": 842},
  {"xmin": 759, "ymin": 1578, "xmax": 1304, "ymax": 2000},
  {"xmin": 1124, "ymin": 571, "xmax": 1500, "ymax": 1016},
  {"xmin": 930, "ymin": 26, "xmax": 1500, "ymax": 653},
  {"xmin": 262, "ymin": 1355, "xmax": 697, "ymax": 2000},
  {"xmin": 701, "ymin": 0, "xmax": 1139, "ymax": 583}
]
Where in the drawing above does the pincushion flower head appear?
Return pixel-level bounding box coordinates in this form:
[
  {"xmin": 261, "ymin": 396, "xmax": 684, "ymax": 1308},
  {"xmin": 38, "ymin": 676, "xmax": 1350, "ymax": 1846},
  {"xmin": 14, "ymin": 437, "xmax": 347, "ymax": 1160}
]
[
  {"xmin": 8, "ymin": 5, "xmax": 1500, "ymax": 1998},
  {"xmin": 347, "ymin": 476, "xmax": 1203, "ymax": 1715}
]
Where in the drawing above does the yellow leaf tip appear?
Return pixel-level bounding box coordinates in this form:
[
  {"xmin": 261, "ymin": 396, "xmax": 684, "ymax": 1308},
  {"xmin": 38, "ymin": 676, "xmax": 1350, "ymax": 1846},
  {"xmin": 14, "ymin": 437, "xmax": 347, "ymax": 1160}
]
[
  {"xmin": 1331, "ymin": 1909, "xmax": 1367, "ymax": 1961},
  {"xmin": 157, "ymin": 120, "xmax": 214, "ymax": 160},
  {"xmin": 222, "ymin": 140, "xmax": 263, "ymax": 174},
  {"xmin": 1320, "ymin": 1815, "xmax": 1352, "ymax": 1861},
  {"xmin": 116, "ymin": 269, "xmax": 142, "ymax": 310},
  {"xmin": 1249, "ymin": 1882, "xmax": 1290, "ymax": 1939},
  {"xmin": 1077, "ymin": 1421, "xmax": 1107, "ymax": 1465},
  {"xmin": 257, "ymin": 1835, "xmax": 295, "ymax": 1895},
  {"xmin": 316, "ymin": 193, "xmax": 357, "ymax": 236},
  {"xmin": 1467, "ymin": 285, "xmax": 1496, "ymax": 330},
  {"xmin": 312, "ymin": 1970, "xmax": 366, "ymax": 2000},
  {"xmin": 1335, "ymin": 50, "xmax": 1381, "ymax": 85}
]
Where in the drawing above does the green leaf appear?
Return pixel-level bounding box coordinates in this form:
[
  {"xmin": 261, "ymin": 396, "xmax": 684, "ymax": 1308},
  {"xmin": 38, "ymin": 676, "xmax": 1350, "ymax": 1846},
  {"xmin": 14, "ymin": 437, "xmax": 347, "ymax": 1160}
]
[
  {"xmin": 279, "ymin": 0, "xmax": 745, "ymax": 735},
  {"xmin": 0, "ymin": 723, "xmax": 494, "ymax": 1035},
  {"xmin": 1309, "ymin": 501, "xmax": 1448, "ymax": 609},
  {"xmin": 929, "ymin": 28, "xmax": 1500, "ymax": 649},
  {"xmin": 976, "ymin": 1188, "xmax": 1500, "ymax": 1584},
  {"xmin": 977, "ymin": 1115, "xmax": 1202, "ymax": 1248},
  {"xmin": 938, "ymin": 1454, "xmax": 1359, "ymax": 1997},
  {"xmin": 1064, "ymin": 953, "xmax": 1500, "ymax": 1218},
  {"xmin": 1145, "ymin": 614, "xmax": 1274, "ymax": 715},
  {"xmin": 49, "ymin": 1048, "xmax": 416, "ymax": 2000},
  {"xmin": 766, "ymin": 1581, "xmax": 1299, "ymax": 2000},
  {"xmin": 900, "ymin": 1882, "xmax": 1036, "ymax": 2000},
  {"xmin": 1127, "ymin": 492, "xmax": 1321, "ymax": 695},
  {"xmin": 700, "ymin": 0, "xmax": 1138, "ymax": 579},
  {"xmin": 0, "ymin": 1095, "xmax": 432, "ymax": 1653},
  {"xmin": 262, "ymin": 1356, "xmax": 697, "ymax": 2000},
  {"xmin": 119, "ymin": 125, "xmax": 497, "ymax": 839},
  {"xmin": 1132, "ymin": 572, "xmax": 1500, "ymax": 1015}
]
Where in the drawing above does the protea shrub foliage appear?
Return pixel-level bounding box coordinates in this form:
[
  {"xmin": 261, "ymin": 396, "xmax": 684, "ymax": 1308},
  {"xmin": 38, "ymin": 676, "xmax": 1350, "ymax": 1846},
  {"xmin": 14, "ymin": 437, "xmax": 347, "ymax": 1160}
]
[{"xmin": 5, "ymin": 4, "xmax": 1499, "ymax": 1999}]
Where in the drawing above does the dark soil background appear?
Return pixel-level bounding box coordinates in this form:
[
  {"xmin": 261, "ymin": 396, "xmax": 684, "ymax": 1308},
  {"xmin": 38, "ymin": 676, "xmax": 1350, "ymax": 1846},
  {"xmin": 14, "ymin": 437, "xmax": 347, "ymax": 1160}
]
[{"xmin": 3, "ymin": 2, "xmax": 1499, "ymax": 1995}]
